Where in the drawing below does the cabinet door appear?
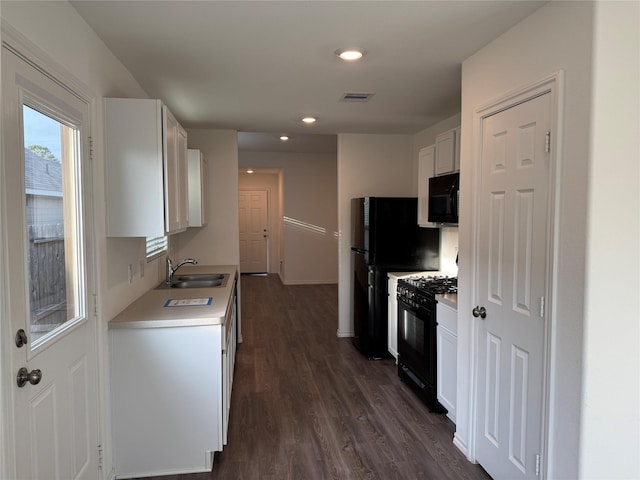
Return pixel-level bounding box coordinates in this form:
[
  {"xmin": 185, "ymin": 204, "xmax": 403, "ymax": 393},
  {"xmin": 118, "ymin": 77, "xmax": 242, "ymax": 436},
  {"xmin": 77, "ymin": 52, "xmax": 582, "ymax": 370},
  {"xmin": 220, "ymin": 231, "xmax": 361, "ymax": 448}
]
[
  {"xmin": 177, "ymin": 124, "xmax": 189, "ymax": 230},
  {"xmin": 104, "ymin": 98, "xmax": 165, "ymax": 237},
  {"xmin": 418, "ymin": 145, "xmax": 436, "ymax": 227},
  {"xmin": 222, "ymin": 287, "xmax": 237, "ymax": 446},
  {"xmin": 110, "ymin": 326, "xmax": 223, "ymax": 476},
  {"xmin": 436, "ymin": 325, "xmax": 457, "ymax": 423},
  {"xmin": 435, "ymin": 129, "xmax": 456, "ymax": 175},
  {"xmin": 163, "ymin": 106, "xmax": 181, "ymax": 234}
]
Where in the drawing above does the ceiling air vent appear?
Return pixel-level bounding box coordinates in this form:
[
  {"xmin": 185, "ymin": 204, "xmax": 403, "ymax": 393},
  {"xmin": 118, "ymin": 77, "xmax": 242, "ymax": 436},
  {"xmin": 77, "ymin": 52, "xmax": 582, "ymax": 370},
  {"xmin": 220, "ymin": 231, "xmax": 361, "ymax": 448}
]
[{"xmin": 340, "ymin": 92, "xmax": 375, "ymax": 103}]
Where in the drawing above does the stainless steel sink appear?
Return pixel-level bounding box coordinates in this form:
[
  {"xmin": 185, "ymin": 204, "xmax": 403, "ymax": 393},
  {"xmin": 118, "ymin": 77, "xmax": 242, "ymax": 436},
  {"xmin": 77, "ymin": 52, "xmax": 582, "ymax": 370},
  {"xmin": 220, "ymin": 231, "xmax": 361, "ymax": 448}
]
[
  {"xmin": 175, "ymin": 274, "xmax": 225, "ymax": 282},
  {"xmin": 156, "ymin": 273, "xmax": 229, "ymax": 289}
]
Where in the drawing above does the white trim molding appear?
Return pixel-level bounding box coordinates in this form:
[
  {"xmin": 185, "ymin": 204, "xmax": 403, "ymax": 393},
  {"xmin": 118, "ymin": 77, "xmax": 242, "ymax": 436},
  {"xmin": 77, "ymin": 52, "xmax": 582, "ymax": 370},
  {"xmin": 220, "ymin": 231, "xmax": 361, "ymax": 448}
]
[{"xmin": 459, "ymin": 71, "xmax": 564, "ymax": 480}]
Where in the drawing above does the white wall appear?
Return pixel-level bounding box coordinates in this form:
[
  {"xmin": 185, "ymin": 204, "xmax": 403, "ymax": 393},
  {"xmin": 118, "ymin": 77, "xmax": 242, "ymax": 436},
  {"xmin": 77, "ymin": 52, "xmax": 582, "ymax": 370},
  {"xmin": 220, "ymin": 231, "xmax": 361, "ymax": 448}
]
[
  {"xmin": 238, "ymin": 151, "xmax": 338, "ymax": 285},
  {"xmin": 581, "ymin": 2, "xmax": 639, "ymax": 478},
  {"xmin": 173, "ymin": 129, "xmax": 240, "ymax": 267},
  {"xmin": 336, "ymin": 134, "xmax": 414, "ymax": 336},
  {"xmin": 238, "ymin": 171, "xmax": 281, "ymax": 274},
  {"xmin": 1, "ymin": 2, "xmax": 151, "ymax": 478},
  {"xmin": 459, "ymin": 1, "xmax": 639, "ymax": 477}
]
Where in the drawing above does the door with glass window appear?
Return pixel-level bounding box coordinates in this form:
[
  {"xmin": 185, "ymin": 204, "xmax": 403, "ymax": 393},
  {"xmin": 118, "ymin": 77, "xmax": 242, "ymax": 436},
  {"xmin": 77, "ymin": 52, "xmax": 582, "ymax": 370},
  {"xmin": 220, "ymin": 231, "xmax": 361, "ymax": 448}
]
[{"xmin": 2, "ymin": 46, "xmax": 99, "ymax": 479}]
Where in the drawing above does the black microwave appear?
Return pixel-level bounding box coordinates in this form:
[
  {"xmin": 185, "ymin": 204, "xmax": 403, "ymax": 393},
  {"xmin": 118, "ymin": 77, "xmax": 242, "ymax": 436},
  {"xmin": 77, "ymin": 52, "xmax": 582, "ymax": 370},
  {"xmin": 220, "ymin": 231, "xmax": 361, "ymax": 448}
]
[{"xmin": 428, "ymin": 172, "xmax": 459, "ymax": 224}]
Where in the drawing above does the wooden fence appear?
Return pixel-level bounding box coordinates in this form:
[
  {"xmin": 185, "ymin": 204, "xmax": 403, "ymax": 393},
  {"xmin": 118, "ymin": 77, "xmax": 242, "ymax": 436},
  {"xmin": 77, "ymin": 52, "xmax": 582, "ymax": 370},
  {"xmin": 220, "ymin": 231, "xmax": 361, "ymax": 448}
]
[{"xmin": 27, "ymin": 224, "xmax": 68, "ymax": 339}]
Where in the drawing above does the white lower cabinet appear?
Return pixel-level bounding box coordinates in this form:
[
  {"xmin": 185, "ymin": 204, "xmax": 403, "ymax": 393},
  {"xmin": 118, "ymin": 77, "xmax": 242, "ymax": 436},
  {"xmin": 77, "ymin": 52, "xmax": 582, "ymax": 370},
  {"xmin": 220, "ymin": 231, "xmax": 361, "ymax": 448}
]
[
  {"xmin": 110, "ymin": 289, "xmax": 237, "ymax": 477},
  {"xmin": 110, "ymin": 326, "xmax": 223, "ymax": 477},
  {"xmin": 436, "ymin": 300, "xmax": 457, "ymax": 423}
]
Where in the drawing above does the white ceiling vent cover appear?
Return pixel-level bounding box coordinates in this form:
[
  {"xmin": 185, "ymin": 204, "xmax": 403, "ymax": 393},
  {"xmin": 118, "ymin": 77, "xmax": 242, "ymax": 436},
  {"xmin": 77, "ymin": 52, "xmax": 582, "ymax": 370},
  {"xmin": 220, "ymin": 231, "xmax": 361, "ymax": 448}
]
[{"xmin": 340, "ymin": 92, "xmax": 375, "ymax": 102}]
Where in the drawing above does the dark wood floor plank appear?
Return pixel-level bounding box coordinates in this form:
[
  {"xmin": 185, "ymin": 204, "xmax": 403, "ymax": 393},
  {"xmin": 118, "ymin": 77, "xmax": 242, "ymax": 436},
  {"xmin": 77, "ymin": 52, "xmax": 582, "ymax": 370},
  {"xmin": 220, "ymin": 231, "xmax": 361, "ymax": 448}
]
[{"xmin": 128, "ymin": 274, "xmax": 490, "ymax": 480}]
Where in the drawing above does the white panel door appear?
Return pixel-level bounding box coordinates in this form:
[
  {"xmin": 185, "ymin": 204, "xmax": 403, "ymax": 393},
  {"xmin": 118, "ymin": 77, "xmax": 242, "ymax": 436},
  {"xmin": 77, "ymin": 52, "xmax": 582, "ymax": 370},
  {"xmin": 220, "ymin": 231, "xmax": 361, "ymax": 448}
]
[
  {"xmin": 2, "ymin": 46, "xmax": 98, "ymax": 479},
  {"xmin": 239, "ymin": 190, "xmax": 268, "ymax": 273},
  {"xmin": 475, "ymin": 92, "xmax": 551, "ymax": 479}
]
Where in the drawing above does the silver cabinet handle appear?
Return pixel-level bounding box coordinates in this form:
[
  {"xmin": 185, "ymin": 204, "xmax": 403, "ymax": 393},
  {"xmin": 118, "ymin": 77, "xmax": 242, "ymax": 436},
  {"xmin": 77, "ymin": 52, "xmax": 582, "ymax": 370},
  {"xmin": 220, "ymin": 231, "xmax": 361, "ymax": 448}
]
[
  {"xmin": 17, "ymin": 368, "xmax": 42, "ymax": 388},
  {"xmin": 472, "ymin": 306, "xmax": 487, "ymax": 319}
]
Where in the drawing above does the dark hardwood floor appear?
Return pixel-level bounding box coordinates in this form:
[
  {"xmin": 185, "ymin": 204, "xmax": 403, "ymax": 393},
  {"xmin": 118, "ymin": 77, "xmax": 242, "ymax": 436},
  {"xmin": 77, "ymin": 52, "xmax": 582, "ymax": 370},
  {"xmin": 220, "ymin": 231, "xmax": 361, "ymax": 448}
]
[{"xmin": 135, "ymin": 274, "xmax": 490, "ymax": 480}]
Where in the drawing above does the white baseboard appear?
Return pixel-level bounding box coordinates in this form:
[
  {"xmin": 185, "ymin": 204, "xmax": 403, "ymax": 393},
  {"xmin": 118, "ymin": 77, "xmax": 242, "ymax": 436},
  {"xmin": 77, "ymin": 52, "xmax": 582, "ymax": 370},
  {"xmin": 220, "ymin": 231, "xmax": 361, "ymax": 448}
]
[
  {"xmin": 453, "ymin": 433, "xmax": 472, "ymax": 460},
  {"xmin": 105, "ymin": 467, "xmax": 116, "ymax": 480},
  {"xmin": 114, "ymin": 466, "xmax": 211, "ymax": 479},
  {"xmin": 336, "ymin": 329, "xmax": 353, "ymax": 338},
  {"xmin": 280, "ymin": 279, "xmax": 338, "ymax": 285},
  {"xmin": 388, "ymin": 347, "xmax": 398, "ymax": 362}
]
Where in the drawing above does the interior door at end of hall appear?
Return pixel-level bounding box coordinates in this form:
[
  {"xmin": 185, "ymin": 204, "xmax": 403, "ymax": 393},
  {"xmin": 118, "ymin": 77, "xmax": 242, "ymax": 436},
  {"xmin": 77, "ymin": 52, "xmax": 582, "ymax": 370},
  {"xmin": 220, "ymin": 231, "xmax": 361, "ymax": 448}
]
[
  {"xmin": 475, "ymin": 91, "xmax": 552, "ymax": 480},
  {"xmin": 239, "ymin": 190, "xmax": 268, "ymax": 273},
  {"xmin": 2, "ymin": 46, "xmax": 99, "ymax": 480}
]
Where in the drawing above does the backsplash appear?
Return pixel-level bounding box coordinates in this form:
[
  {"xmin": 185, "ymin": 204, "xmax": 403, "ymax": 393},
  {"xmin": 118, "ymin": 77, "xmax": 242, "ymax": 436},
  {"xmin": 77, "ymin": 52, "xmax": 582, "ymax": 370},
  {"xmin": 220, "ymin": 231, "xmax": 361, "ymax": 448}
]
[{"xmin": 440, "ymin": 227, "xmax": 459, "ymax": 275}]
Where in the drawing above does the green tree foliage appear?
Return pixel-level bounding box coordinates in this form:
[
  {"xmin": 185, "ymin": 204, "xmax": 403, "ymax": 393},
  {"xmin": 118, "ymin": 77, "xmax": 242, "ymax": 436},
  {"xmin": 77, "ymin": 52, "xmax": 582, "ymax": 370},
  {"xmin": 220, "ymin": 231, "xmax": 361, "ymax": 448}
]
[{"xmin": 27, "ymin": 144, "xmax": 58, "ymax": 162}]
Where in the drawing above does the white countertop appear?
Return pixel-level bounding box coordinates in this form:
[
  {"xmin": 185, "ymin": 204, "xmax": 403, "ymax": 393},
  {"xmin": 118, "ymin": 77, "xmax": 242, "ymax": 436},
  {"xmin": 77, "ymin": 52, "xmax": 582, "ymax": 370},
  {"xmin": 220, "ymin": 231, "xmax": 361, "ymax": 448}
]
[
  {"xmin": 109, "ymin": 264, "xmax": 237, "ymax": 329},
  {"xmin": 435, "ymin": 293, "xmax": 458, "ymax": 310}
]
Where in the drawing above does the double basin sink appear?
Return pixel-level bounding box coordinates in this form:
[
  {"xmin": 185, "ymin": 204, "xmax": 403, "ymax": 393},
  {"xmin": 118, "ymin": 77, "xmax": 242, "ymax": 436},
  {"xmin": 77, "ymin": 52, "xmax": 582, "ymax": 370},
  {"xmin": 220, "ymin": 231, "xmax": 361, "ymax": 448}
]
[{"xmin": 156, "ymin": 273, "xmax": 230, "ymax": 290}]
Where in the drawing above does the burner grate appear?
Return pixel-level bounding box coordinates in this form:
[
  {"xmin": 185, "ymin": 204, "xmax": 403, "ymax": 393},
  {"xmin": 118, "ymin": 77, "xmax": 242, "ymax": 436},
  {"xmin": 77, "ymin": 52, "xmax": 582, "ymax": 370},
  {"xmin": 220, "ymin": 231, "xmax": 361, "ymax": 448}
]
[{"xmin": 401, "ymin": 275, "xmax": 457, "ymax": 294}]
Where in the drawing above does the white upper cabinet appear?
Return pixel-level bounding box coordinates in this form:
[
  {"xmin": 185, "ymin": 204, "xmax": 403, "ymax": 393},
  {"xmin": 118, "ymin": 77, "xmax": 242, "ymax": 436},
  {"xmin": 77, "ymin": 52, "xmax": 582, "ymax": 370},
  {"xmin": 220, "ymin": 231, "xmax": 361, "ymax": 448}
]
[
  {"xmin": 104, "ymin": 98, "xmax": 189, "ymax": 237},
  {"xmin": 187, "ymin": 149, "xmax": 208, "ymax": 227},
  {"xmin": 417, "ymin": 145, "xmax": 436, "ymax": 227},
  {"xmin": 434, "ymin": 126, "xmax": 460, "ymax": 176}
]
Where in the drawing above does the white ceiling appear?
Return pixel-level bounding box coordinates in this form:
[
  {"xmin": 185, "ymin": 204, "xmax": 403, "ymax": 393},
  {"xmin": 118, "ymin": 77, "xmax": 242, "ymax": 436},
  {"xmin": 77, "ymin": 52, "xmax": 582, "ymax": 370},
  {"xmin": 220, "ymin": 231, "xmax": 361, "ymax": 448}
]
[{"xmin": 71, "ymin": 0, "xmax": 546, "ymax": 152}]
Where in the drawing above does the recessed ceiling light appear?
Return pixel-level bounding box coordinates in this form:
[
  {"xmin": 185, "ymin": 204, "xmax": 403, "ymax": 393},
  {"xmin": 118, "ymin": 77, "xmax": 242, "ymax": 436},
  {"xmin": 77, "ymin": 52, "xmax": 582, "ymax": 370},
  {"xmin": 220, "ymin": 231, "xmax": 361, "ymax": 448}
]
[
  {"xmin": 280, "ymin": 135, "xmax": 289, "ymax": 141},
  {"xmin": 302, "ymin": 116, "xmax": 317, "ymax": 124},
  {"xmin": 335, "ymin": 48, "xmax": 365, "ymax": 61},
  {"xmin": 246, "ymin": 169, "xmax": 254, "ymax": 174}
]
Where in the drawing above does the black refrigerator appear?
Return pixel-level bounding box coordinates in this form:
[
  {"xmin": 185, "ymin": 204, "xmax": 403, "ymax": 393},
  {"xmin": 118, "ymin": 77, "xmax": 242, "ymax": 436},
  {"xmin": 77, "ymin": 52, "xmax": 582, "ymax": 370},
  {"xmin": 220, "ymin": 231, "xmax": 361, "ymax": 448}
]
[{"xmin": 351, "ymin": 197, "xmax": 440, "ymax": 359}]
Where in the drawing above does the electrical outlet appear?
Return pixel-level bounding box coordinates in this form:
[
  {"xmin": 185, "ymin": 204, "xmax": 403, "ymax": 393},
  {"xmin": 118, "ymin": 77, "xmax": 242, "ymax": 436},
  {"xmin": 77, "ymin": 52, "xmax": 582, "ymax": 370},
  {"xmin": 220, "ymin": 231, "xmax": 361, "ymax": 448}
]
[
  {"xmin": 139, "ymin": 259, "xmax": 145, "ymax": 278},
  {"xmin": 127, "ymin": 264, "xmax": 133, "ymax": 284}
]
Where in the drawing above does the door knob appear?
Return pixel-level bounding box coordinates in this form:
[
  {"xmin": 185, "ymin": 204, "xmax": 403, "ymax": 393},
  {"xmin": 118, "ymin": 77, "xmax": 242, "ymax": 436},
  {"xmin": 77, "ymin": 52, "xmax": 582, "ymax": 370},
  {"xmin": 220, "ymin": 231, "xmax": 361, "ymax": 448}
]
[
  {"xmin": 472, "ymin": 306, "xmax": 487, "ymax": 319},
  {"xmin": 17, "ymin": 367, "xmax": 42, "ymax": 388},
  {"xmin": 15, "ymin": 329, "xmax": 28, "ymax": 348}
]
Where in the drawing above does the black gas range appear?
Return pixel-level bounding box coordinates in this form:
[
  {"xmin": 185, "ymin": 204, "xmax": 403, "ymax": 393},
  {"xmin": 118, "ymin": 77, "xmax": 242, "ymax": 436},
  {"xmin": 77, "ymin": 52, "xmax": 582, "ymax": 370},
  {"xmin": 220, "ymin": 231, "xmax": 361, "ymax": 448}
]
[
  {"xmin": 398, "ymin": 275, "xmax": 457, "ymax": 301},
  {"xmin": 396, "ymin": 275, "xmax": 457, "ymax": 412}
]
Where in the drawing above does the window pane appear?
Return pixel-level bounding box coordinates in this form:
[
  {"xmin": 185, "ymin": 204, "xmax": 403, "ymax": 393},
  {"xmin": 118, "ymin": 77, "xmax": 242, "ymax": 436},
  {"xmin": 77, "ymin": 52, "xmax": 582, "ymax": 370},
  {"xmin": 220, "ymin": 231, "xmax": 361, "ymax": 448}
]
[{"xmin": 23, "ymin": 105, "xmax": 83, "ymax": 344}]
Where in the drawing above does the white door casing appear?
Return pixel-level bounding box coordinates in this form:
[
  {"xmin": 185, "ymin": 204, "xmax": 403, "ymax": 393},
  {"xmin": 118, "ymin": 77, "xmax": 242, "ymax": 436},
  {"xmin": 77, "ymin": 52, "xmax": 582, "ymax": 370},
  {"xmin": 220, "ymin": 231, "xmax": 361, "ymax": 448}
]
[
  {"xmin": 2, "ymin": 44, "xmax": 99, "ymax": 480},
  {"xmin": 239, "ymin": 190, "xmax": 269, "ymax": 273},
  {"xmin": 473, "ymin": 81, "xmax": 557, "ymax": 479}
]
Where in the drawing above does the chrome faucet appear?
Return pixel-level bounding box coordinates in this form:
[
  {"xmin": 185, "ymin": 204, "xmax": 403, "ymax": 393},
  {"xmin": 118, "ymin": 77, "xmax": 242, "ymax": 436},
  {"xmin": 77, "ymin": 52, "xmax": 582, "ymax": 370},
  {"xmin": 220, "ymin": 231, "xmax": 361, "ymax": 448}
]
[{"xmin": 166, "ymin": 257, "xmax": 197, "ymax": 283}]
